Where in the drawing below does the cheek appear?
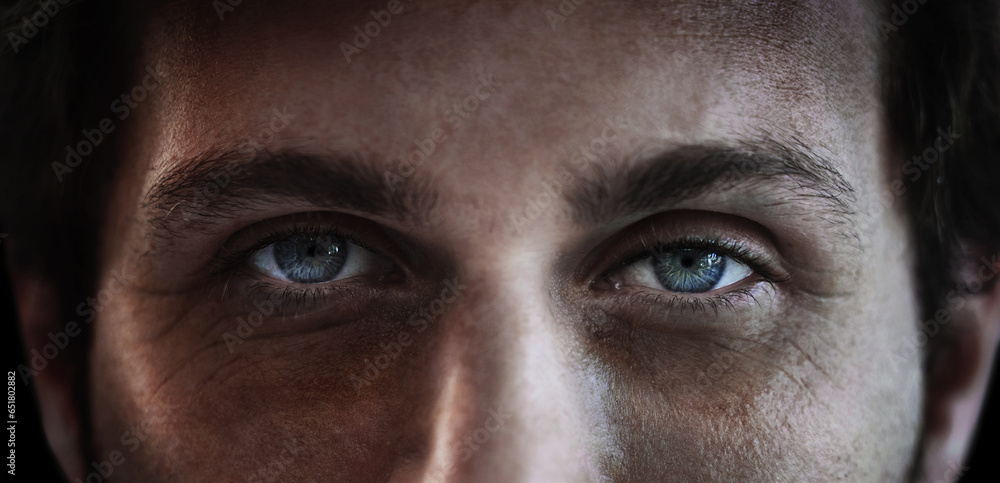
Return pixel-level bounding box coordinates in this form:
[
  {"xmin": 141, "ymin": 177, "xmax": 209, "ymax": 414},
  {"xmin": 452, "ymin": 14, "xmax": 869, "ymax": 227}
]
[
  {"xmin": 590, "ymin": 247, "xmax": 924, "ymax": 479},
  {"xmin": 88, "ymin": 289, "xmax": 446, "ymax": 481}
]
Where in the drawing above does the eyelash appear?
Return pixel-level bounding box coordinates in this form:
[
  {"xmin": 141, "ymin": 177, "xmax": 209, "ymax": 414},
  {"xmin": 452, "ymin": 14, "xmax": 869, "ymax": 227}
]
[
  {"xmin": 215, "ymin": 225, "xmax": 383, "ymax": 273},
  {"xmin": 237, "ymin": 277, "xmax": 375, "ymax": 315},
  {"xmin": 213, "ymin": 221, "xmax": 785, "ymax": 317},
  {"xmin": 594, "ymin": 235, "xmax": 786, "ymax": 314},
  {"xmin": 212, "ymin": 224, "xmax": 394, "ymax": 313},
  {"xmin": 605, "ymin": 286, "xmax": 763, "ymax": 320}
]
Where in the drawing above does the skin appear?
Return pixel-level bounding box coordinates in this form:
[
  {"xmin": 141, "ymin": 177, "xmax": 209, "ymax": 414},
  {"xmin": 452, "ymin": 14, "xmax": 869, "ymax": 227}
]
[{"xmin": 9, "ymin": 0, "xmax": 1000, "ymax": 481}]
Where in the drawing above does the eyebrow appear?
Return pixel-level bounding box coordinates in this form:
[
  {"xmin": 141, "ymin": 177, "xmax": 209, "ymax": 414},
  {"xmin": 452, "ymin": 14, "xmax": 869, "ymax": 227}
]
[
  {"xmin": 568, "ymin": 139, "xmax": 859, "ymax": 240},
  {"xmin": 143, "ymin": 149, "xmax": 439, "ymax": 232},
  {"xmin": 144, "ymin": 139, "xmax": 859, "ymax": 241}
]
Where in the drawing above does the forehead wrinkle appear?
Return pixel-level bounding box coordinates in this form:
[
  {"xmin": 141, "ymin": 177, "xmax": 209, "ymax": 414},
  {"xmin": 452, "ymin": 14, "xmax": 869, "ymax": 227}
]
[
  {"xmin": 629, "ymin": 0, "xmax": 881, "ymax": 109},
  {"xmin": 138, "ymin": 0, "xmax": 880, "ymax": 140}
]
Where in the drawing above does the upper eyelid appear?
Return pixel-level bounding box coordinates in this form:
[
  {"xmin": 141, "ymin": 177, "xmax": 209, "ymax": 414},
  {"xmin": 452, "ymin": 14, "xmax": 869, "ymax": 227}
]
[
  {"xmin": 589, "ymin": 235, "xmax": 769, "ymax": 288},
  {"xmin": 618, "ymin": 237, "xmax": 755, "ymax": 268},
  {"xmin": 605, "ymin": 237, "xmax": 767, "ymax": 281},
  {"xmin": 577, "ymin": 210, "xmax": 791, "ymax": 286},
  {"xmin": 207, "ymin": 214, "xmax": 400, "ymax": 279}
]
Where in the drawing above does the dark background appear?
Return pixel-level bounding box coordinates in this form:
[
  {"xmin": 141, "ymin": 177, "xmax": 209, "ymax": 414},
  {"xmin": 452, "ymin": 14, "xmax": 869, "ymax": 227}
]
[{"xmin": 1, "ymin": 227, "xmax": 997, "ymax": 482}]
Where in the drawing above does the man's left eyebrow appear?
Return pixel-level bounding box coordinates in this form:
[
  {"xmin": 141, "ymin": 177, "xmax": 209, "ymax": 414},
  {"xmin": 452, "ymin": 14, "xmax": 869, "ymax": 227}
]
[
  {"xmin": 567, "ymin": 139, "xmax": 860, "ymax": 239},
  {"xmin": 142, "ymin": 149, "xmax": 439, "ymax": 232}
]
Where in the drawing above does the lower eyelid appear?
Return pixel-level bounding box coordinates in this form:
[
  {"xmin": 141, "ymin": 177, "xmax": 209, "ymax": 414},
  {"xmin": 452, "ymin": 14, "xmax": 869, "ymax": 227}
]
[
  {"xmin": 233, "ymin": 277, "xmax": 379, "ymax": 319},
  {"xmin": 592, "ymin": 279, "xmax": 776, "ymax": 323}
]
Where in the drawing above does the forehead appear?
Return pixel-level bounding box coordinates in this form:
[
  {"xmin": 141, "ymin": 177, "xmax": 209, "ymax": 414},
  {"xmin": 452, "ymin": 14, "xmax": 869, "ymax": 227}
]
[{"xmin": 128, "ymin": 0, "xmax": 883, "ymax": 210}]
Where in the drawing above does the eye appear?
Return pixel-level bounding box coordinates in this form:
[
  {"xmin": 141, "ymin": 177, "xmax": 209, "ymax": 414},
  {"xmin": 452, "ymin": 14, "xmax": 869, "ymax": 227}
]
[
  {"xmin": 248, "ymin": 231, "xmax": 385, "ymax": 284},
  {"xmin": 650, "ymin": 248, "xmax": 752, "ymax": 293},
  {"xmin": 613, "ymin": 245, "xmax": 754, "ymax": 294}
]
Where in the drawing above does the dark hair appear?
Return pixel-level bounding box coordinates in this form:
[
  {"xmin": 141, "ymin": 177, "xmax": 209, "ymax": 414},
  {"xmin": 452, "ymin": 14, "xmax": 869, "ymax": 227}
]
[
  {"xmin": 1, "ymin": 1, "xmax": 148, "ymax": 468},
  {"xmin": 2, "ymin": 0, "xmax": 142, "ymax": 292},
  {"xmin": 883, "ymin": 0, "xmax": 1000, "ymax": 316}
]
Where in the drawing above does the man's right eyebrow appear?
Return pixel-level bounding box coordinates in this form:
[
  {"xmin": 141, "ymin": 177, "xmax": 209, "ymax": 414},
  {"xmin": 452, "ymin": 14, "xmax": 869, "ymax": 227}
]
[{"xmin": 142, "ymin": 149, "xmax": 439, "ymax": 233}]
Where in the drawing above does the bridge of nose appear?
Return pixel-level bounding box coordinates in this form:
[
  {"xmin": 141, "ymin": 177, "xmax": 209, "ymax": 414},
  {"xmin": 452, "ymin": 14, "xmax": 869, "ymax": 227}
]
[{"xmin": 405, "ymin": 247, "xmax": 611, "ymax": 482}]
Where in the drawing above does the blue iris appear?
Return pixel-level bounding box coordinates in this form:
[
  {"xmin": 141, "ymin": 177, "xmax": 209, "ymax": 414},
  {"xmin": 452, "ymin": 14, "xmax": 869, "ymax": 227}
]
[
  {"xmin": 273, "ymin": 233, "xmax": 347, "ymax": 283},
  {"xmin": 652, "ymin": 248, "xmax": 726, "ymax": 293}
]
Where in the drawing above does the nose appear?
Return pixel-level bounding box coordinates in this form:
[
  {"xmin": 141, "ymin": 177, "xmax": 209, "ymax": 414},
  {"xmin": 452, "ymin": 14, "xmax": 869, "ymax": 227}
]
[{"xmin": 415, "ymin": 250, "xmax": 607, "ymax": 482}]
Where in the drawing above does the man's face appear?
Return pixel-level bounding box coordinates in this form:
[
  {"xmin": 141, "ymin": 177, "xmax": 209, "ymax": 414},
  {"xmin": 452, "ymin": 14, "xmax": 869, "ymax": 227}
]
[{"xmin": 87, "ymin": 0, "xmax": 922, "ymax": 480}]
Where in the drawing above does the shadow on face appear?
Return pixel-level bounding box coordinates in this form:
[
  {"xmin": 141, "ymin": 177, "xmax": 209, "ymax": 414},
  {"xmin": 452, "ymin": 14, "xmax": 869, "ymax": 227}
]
[{"xmin": 17, "ymin": 0, "xmax": 982, "ymax": 481}]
